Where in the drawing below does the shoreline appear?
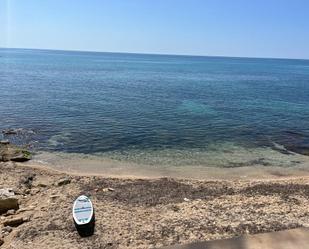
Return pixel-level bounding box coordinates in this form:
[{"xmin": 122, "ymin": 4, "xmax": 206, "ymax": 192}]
[
  {"xmin": 1, "ymin": 161, "xmax": 309, "ymax": 248},
  {"xmin": 23, "ymin": 150, "xmax": 309, "ymax": 181},
  {"xmin": 22, "ymin": 160, "xmax": 309, "ymax": 182}
]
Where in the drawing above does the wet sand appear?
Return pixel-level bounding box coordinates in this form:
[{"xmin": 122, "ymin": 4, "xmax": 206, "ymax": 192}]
[
  {"xmin": 25, "ymin": 151, "xmax": 309, "ymax": 180},
  {"xmin": 0, "ymin": 161, "xmax": 309, "ymax": 248}
]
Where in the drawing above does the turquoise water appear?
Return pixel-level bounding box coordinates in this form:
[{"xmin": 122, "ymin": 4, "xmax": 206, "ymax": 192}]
[{"xmin": 1, "ymin": 48, "xmax": 309, "ymax": 169}]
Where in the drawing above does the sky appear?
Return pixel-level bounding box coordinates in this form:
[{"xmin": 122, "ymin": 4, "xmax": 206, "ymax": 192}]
[{"xmin": 0, "ymin": 0, "xmax": 309, "ymax": 59}]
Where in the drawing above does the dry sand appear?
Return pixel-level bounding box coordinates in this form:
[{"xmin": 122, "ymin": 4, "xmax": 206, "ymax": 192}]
[{"xmin": 0, "ymin": 161, "xmax": 309, "ymax": 249}]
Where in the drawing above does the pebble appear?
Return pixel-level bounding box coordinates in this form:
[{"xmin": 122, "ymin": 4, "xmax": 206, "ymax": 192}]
[
  {"xmin": 16, "ymin": 206, "xmax": 35, "ymax": 214},
  {"xmin": 3, "ymin": 217, "xmax": 26, "ymax": 227},
  {"xmin": 50, "ymin": 195, "xmax": 61, "ymax": 199},
  {"xmin": 102, "ymin": 187, "xmax": 115, "ymax": 192},
  {"xmin": 31, "ymin": 189, "xmax": 40, "ymax": 195},
  {"xmin": 171, "ymin": 205, "xmax": 180, "ymax": 212},
  {"xmin": 0, "ymin": 188, "xmax": 19, "ymax": 214},
  {"xmin": 4, "ymin": 209, "xmax": 15, "ymax": 216},
  {"xmin": 57, "ymin": 178, "xmax": 71, "ymax": 186},
  {"xmin": 37, "ymin": 183, "xmax": 48, "ymax": 188},
  {"xmin": 2, "ymin": 226, "xmax": 13, "ymax": 234}
]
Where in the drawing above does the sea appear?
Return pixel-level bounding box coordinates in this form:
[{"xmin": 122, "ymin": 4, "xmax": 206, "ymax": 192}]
[{"xmin": 1, "ymin": 48, "xmax": 309, "ymax": 178}]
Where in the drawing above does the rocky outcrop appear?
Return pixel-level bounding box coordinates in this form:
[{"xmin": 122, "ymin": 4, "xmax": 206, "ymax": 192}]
[
  {"xmin": 2, "ymin": 128, "xmax": 20, "ymax": 135},
  {"xmin": 2, "ymin": 128, "xmax": 35, "ymax": 135},
  {"xmin": 0, "ymin": 141, "xmax": 32, "ymax": 162},
  {"xmin": 0, "ymin": 188, "xmax": 19, "ymax": 214}
]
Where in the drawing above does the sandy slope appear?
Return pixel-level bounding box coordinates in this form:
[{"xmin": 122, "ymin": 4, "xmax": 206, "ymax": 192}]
[{"xmin": 0, "ymin": 161, "xmax": 308, "ymax": 249}]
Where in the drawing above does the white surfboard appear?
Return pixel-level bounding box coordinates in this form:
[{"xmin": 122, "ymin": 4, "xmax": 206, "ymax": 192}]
[{"xmin": 72, "ymin": 195, "xmax": 94, "ymax": 226}]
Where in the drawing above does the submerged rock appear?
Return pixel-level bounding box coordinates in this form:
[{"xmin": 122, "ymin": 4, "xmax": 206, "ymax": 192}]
[
  {"xmin": 1, "ymin": 128, "xmax": 33, "ymax": 136},
  {"xmin": 0, "ymin": 188, "xmax": 19, "ymax": 214},
  {"xmin": 2, "ymin": 128, "xmax": 20, "ymax": 135},
  {"xmin": 277, "ymin": 130, "xmax": 309, "ymax": 156},
  {"xmin": 285, "ymin": 145, "xmax": 309, "ymax": 156},
  {"xmin": 0, "ymin": 142, "xmax": 32, "ymax": 162}
]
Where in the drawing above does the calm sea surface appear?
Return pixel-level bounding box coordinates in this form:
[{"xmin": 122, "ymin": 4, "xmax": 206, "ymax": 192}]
[{"xmin": 1, "ymin": 48, "xmax": 309, "ymax": 172}]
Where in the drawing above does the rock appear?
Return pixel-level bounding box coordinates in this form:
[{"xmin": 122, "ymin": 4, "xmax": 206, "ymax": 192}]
[
  {"xmin": 24, "ymin": 189, "xmax": 31, "ymax": 195},
  {"xmin": 2, "ymin": 226, "xmax": 13, "ymax": 234},
  {"xmin": 30, "ymin": 188, "xmax": 40, "ymax": 195},
  {"xmin": 37, "ymin": 182, "xmax": 48, "ymax": 188},
  {"xmin": 23, "ymin": 216, "xmax": 30, "ymax": 222},
  {"xmin": 0, "ymin": 143, "xmax": 32, "ymax": 162},
  {"xmin": 3, "ymin": 217, "xmax": 28, "ymax": 227},
  {"xmin": 2, "ymin": 128, "xmax": 34, "ymax": 136},
  {"xmin": 0, "ymin": 140, "xmax": 9, "ymax": 145},
  {"xmin": 57, "ymin": 178, "xmax": 71, "ymax": 186},
  {"xmin": 0, "ymin": 238, "xmax": 3, "ymax": 246},
  {"xmin": 183, "ymin": 198, "xmax": 190, "ymax": 202},
  {"xmin": 286, "ymin": 145, "xmax": 309, "ymax": 156},
  {"xmin": 10, "ymin": 151, "xmax": 32, "ymax": 162},
  {"xmin": 4, "ymin": 209, "xmax": 15, "ymax": 216},
  {"xmin": 171, "ymin": 205, "xmax": 180, "ymax": 212},
  {"xmin": 50, "ymin": 195, "xmax": 60, "ymax": 199},
  {"xmin": 102, "ymin": 187, "xmax": 115, "ymax": 192},
  {"xmin": 16, "ymin": 206, "xmax": 35, "ymax": 214},
  {"xmin": 2, "ymin": 129, "xmax": 18, "ymax": 135},
  {"xmin": 0, "ymin": 188, "xmax": 19, "ymax": 214},
  {"xmin": 19, "ymin": 174, "xmax": 35, "ymax": 189}
]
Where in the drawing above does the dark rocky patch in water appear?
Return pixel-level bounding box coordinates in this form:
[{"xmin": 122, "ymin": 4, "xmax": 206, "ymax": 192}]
[
  {"xmin": 1, "ymin": 128, "xmax": 38, "ymax": 151},
  {"xmin": 274, "ymin": 130, "xmax": 309, "ymax": 156},
  {"xmin": 285, "ymin": 145, "xmax": 309, "ymax": 156},
  {"xmin": 227, "ymin": 158, "xmax": 272, "ymax": 168}
]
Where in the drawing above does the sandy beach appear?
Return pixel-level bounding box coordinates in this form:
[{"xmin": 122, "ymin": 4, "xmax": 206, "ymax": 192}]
[
  {"xmin": 2, "ymin": 1, "xmax": 309, "ymax": 248},
  {"xmin": 1, "ymin": 160, "xmax": 309, "ymax": 249}
]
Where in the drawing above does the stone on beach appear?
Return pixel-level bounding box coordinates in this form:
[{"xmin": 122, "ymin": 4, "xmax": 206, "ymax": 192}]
[
  {"xmin": 57, "ymin": 178, "xmax": 71, "ymax": 186},
  {"xmin": 3, "ymin": 217, "xmax": 27, "ymax": 227},
  {"xmin": 0, "ymin": 142, "xmax": 32, "ymax": 162},
  {"xmin": 19, "ymin": 174, "xmax": 35, "ymax": 189},
  {"xmin": 4, "ymin": 209, "xmax": 16, "ymax": 216},
  {"xmin": 2, "ymin": 226, "xmax": 13, "ymax": 234},
  {"xmin": 0, "ymin": 189, "xmax": 19, "ymax": 214}
]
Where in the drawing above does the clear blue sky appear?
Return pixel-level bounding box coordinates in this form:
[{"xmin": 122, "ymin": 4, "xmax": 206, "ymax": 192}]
[{"xmin": 1, "ymin": 0, "xmax": 309, "ymax": 59}]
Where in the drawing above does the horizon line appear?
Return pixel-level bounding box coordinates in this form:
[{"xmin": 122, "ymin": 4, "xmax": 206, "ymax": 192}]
[{"xmin": 1, "ymin": 46, "xmax": 309, "ymax": 61}]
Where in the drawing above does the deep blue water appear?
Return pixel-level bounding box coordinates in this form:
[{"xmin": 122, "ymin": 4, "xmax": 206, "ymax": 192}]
[{"xmin": 1, "ymin": 48, "xmax": 309, "ymax": 167}]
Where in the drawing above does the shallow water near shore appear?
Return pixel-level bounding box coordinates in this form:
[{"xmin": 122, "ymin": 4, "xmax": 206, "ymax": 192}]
[
  {"xmin": 27, "ymin": 146, "xmax": 309, "ymax": 179},
  {"xmin": 1, "ymin": 48, "xmax": 309, "ymax": 177}
]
